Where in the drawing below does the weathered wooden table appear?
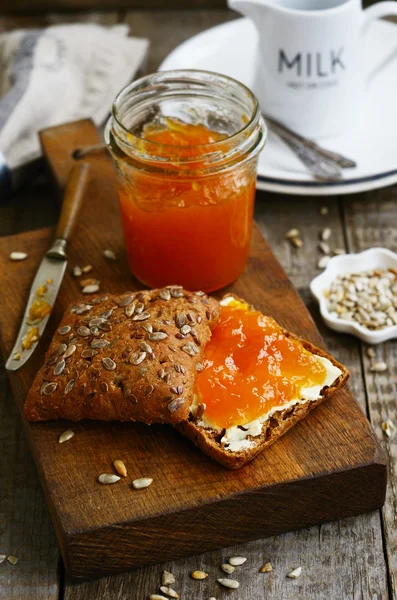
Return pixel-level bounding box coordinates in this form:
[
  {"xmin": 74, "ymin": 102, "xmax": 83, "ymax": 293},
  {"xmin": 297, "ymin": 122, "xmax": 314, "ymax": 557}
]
[{"xmin": 0, "ymin": 8, "xmax": 396, "ymax": 600}]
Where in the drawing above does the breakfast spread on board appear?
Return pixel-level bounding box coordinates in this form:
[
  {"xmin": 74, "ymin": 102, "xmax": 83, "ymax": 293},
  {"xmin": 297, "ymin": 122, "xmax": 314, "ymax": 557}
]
[{"xmin": 24, "ymin": 287, "xmax": 348, "ymax": 468}]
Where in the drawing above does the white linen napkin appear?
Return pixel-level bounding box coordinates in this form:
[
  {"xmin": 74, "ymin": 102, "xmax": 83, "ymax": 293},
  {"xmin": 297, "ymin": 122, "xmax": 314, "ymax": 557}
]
[{"xmin": 0, "ymin": 23, "xmax": 149, "ymax": 193}]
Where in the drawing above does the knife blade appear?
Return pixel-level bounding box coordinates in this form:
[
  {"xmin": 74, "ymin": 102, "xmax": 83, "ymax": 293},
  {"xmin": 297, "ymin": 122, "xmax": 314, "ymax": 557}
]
[{"xmin": 6, "ymin": 162, "xmax": 91, "ymax": 371}]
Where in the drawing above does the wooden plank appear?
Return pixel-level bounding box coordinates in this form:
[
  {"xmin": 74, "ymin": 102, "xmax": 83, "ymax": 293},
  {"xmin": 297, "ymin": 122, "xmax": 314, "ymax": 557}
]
[
  {"xmin": 0, "ymin": 11, "xmax": 119, "ymax": 600},
  {"xmin": 125, "ymin": 9, "xmax": 238, "ymax": 73},
  {"xmin": 343, "ymin": 187, "xmax": 397, "ymax": 598},
  {"xmin": 0, "ymin": 119, "xmax": 386, "ymax": 583}
]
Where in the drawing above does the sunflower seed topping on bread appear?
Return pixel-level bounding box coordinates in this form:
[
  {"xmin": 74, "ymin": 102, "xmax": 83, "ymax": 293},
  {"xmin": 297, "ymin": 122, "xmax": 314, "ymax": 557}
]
[{"xmin": 24, "ymin": 287, "xmax": 219, "ymax": 424}]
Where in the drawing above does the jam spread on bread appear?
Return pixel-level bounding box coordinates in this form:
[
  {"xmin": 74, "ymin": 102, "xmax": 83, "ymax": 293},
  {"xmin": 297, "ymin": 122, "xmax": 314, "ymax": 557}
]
[
  {"xmin": 196, "ymin": 297, "xmax": 328, "ymax": 430},
  {"xmin": 117, "ymin": 117, "xmax": 256, "ymax": 292}
]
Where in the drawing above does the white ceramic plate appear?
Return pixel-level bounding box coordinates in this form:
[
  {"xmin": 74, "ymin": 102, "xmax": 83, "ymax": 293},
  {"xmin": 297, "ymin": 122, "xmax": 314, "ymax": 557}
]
[
  {"xmin": 310, "ymin": 248, "xmax": 397, "ymax": 344},
  {"xmin": 160, "ymin": 18, "xmax": 397, "ymax": 196}
]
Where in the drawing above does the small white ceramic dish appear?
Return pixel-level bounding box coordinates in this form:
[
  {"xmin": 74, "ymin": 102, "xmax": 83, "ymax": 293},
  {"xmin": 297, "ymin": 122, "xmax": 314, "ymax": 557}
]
[
  {"xmin": 160, "ymin": 18, "xmax": 397, "ymax": 196},
  {"xmin": 310, "ymin": 247, "xmax": 397, "ymax": 344}
]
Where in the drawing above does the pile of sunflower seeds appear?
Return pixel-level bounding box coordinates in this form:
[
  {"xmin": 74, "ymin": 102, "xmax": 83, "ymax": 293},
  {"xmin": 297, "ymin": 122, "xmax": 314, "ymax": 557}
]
[{"xmin": 324, "ymin": 268, "xmax": 397, "ymax": 330}]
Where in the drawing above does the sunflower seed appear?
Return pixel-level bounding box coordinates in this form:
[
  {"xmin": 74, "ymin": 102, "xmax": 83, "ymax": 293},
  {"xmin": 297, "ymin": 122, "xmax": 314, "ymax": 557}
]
[
  {"xmin": 333, "ymin": 248, "xmax": 345, "ymax": 255},
  {"xmin": 130, "ymin": 352, "xmax": 146, "ymax": 366},
  {"xmin": 98, "ymin": 321, "xmax": 112, "ymax": 331},
  {"xmin": 162, "ymin": 571, "xmax": 175, "ymax": 586},
  {"xmin": 291, "ymin": 236, "xmax": 303, "ymax": 248},
  {"xmin": 133, "ymin": 311, "xmax": 150, "ymax": 321},
  {"xmin": 168, "ymin": 397, "xmax": 185, "ymax": 413},
  {"xmin": 367, "ymin": 347, "xmax": 376, "ymax": 358},
  {"xmin": 170, "ymin": 288, "xmax": 184, "ymax": 298},
  {"xmin": 160, "ymin": 586, "xmax": 179, "ymax": 598},
  {"xmin": 72, "ymin": 266, "xmax": 82, "ymax": 277},
  {"xmin": 64, "ymin": 345, "xmax": 77, "ymax": 358},
  {"xmin": 91, "ymin": 339, "xmax": 109, "ymax": 349},
  {"xmin": 98, "ymin": 474, "xmax": 120, "ymax": 484},
  {"xmin": 142, "ymin": 323, "xmax": 153, "ymax": 333},
  {"xmin": 41, "ymin": 382, "xmax": 57, "ymax": 395},
  {"xmin": 180, "ymin": 325, "xmax": 191, "ymax": 335},
  {"xmin": 260, "ymin": 562, "xmax": 273, "ymax": 573},
  {"xmin": 221, "ymin": 564, "xmax": 235, "ymax": 574},
  {"xmin": 287, "ymin": 566, "xmax": 302, "ymax": 579},
  {"xmin": 118, "ymin": 295, "xmax": 134, "ymax": 308},
  {"xmin": 150, "ymin": 596, "xmax": 168, "ymax": 600},
  {"xmin": 320, "ymin": 206, "xmax": 329, "ymax": 215},
  {"xmin": 318, "ymin": 241, "xmax": 330, "ymax": 255},
  {"xmin": 175, "ymin": 313, "xmax": 186, "ymax": 328},
  {"xmin": 58, "ymin": 325, "xmax": 71, "ymax": 335},
  {"xmin": 103, "ymin": 249, "xmax": 117, "ymax": 260},
  {"xmin": 77, "ymin": 326, "xmax": 91, "ymax": 337},
  {"xmin": 82, "ymin": 284, "xmax": 100, "ymax": 294},
  {"xmin": 54, "ymin": 359, "xmax": 66, "ymax": 376},
  {"xmin": 139, "ymin": 342, "xmax": 153, "ymax": 354},
  {"xmin": 73, "ymin": 304, "xmax": 92, "ymax": 315},
  {"xmin": 113, "ymin": 460, "xmax": 127, "ymax": 477},
  {"xmin": 370, "ymin": 361, "xmax": 388, "ymax": 372},
  {"xmin": 64, "ymin": 379, "xmax": 75, "ymax": 395},
  {"xmin": 148, "ymin": 332, "xmax": 168, "ymax": 341},
  {"xmin": 159, "ymin": 289, "xmax": 171, "ymax": 301},
  {"xmin": 81, "ymin": 348, "xmax": 97, "ymax": 359},
  {"xmin": 82, "ymin": 265, "xmax": 93, "ymax": 273},
  {"xmin": 191, "ymin": 571, "xmax": 208, "ymax": 580},
  {"xmin": 284, "ymin": 228, "xmax": 300, "ymax": 239},
  {"xmin": 80, "ymin": 278, "xmax": 99, "ymax": 289},
  {"xmin": 229, "ymin": 557, "xmax": 247, "ymax": 566},
  {"xmin": 132, "ymin": 477, "xmax": 153, "ymax": 489},
  {"xmin": 318, "ymin": 256, "xmax": 331, "ymax": 269},
  {"xmin": 381, "ymin": 420, "xmax": 395, "ymax": 437},
  {"xmin": 102, "ymin": 357, "xmax": 116, "ymax": 371},
  {"xmin": 320, "ymin": 227, "xmax": 331, "ymax": 241},
  {"xmin": 10, "ymin": 251, "xmax": 27, "ymax": 261},
  {"xmin": 135, "ymin": 302, "xmax": 144, "ymax": 314},
  {"xmin": 7, "ymin": 555, "xmax": 18, "ymax": 565},
  {"xmin": 0, "ymin": 555, "xmax": 6, "ymax": 564},
  {"xmin": 182, "ymin": 342, "xmax": 199, "ymax": 356},
  {"xmin": 217, "ymin": 579, "xmax": 239, "ymax": 589},
  {"xmin": 59, "ymin": 429, "xmax": 74, "ymax": 444},
  {"xmin": 125, "ymin": 303, "xmax": 136, "ymax": 317}
]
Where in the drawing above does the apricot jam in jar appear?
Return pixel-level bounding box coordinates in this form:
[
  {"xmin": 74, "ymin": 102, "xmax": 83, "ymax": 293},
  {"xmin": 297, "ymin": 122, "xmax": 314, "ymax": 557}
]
[{"xmin": 105, "ymin": 70, "xmax": 266, "ymax": 292}]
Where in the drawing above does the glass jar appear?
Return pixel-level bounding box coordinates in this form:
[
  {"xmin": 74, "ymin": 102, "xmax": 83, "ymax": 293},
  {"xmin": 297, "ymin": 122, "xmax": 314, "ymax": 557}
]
[{"xmin": 105, "ymin": 70, "xmax": 266, "ymax": 293}]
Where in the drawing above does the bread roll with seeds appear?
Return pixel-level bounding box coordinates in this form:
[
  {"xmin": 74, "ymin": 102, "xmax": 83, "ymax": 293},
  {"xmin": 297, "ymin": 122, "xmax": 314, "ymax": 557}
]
[{"xmin": 24, "ymin": 287, "xmax": 219, "ymax": 424}]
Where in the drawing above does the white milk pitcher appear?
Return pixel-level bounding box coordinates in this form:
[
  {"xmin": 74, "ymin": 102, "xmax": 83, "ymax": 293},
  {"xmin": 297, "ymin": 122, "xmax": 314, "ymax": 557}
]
[{"xmin": 228, "ymin": 0, "xmax": 397, "ymax": 138}]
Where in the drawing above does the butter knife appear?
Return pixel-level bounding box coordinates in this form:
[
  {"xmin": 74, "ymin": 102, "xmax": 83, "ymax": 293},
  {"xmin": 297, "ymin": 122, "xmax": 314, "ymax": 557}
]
[{"xmin": 6, "ymin": 162, "xmax": 91, "ymax": 371}]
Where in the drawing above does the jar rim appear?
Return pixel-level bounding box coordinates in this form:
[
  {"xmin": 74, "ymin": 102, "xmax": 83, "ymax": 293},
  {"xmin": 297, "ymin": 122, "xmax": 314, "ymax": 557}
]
[{"xmin": 110, "ymin": 69, "xmax": 264, "ymax": 152}]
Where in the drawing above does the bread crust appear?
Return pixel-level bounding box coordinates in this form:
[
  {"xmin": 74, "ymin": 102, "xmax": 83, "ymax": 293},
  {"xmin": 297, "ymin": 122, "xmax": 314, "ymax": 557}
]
[
  {"xmin": 24, "ymin": 288, "xmax": 219, "ymax": 425},
  {"xmin": 175, "ymin": 294, "xmax": 350, "ymax": 469}
]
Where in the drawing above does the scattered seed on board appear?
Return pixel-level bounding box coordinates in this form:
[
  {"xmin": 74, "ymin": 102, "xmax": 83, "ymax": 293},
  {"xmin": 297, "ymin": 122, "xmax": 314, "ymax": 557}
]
[
  {"xmin": 229, "ymin": 556, "xmax": 247, "ymax": 566},
  {"xmin": 333, "ymin": 248, "xmax": 345, "ymax": 255},
  {"xmin": 367, "ymin": 347, "xmax": 376, "ymax": 358},
  {"xmin": 0, "ymin": 555, "xmax": 6, "ymax": 564},
  {"xmin": 132, "ymin": 477, "xmax": 153, "ymax": 489},
  {"xmin": 191, "ymin": 571, "xmax": 208, "ymax": 580},
  {"xmin": 103, "ymin": 249, "xmax": 117, "ymax": 261},
  {"xmin": 291, "ymin": 237, "xmax": 303, "ymax": 248},
  {"xmin": 318, "ymin": 241, "xmax": 330, "ymax": 255},
  {"xmin": 10, "ymin": 251, "xmax": 27, "ymax": 261},
  {"xmin": 320, "ymin": 206, "xmax": 329, "ymax": 215},
  {"xmin": 72, "ymin": 266, "xmax": 82, "ymax": 277},
  {"xmin": 260, "ymin": 562, "xmax": 273, "ymax": 573},
  {"xmin": 58, "ymin": 430, "xmax": 74, "ymax": 444},
  {"xmin": 7, "ymin": 556, "xmax": 18, "ymax": 565},
  {"xmin": 98, "ymin": 474, "xmax": 120, "ymax": 485},
  {"xmin": 162, "ymin": 571, "xmax": 175, "ymax": 586},
  {"xmin": 370, "ymin": 361, "xmax": 388, "ymax": 373},
  {"xmin": 82, "ymin": 265, "xmax": 93, "ymax": 273},
  {"xmin": 320, "ymin": 227, "xmax": 331, "ymax": 241},
  {"xmin": 287, "ymin": 566, "xmax": 302, "ymax": 579},
  {"xmin": 159, "ymin": 586, "xmax": 179, "ymax": 598},
  {"xmin": 221, "ymin": 563, "xmax": 235, "ymax": 574},
  {"xmin": 150, "ymin": 595, "xmax": 168, "ymax": 600},
  {"xmin": 318, "ymin": 256, "xmax": 331, "ymax": 269},
  {"xmin": 113, "ymin": 460, "xmax": 127, "ymax": 477},
  {"xmin": 381, "ymin": 420, "xmax": 395, "ymax": 437},
  {"xmin": 82, "ymin": 284, "xmax": 100, "ymax": 294},
  {"xmin": 284, "ymin": 228, "xmax": 300, "ymax": 239},
  {"xmin": 217, "ymin": 579, "xmax": 239, "ymax": 589}
]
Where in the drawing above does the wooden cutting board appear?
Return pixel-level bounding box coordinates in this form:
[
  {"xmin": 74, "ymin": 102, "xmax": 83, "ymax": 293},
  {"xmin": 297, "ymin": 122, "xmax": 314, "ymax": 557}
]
[{"xmin": 0, "ymin": 119, "xmax": 387, "ymax": 581}]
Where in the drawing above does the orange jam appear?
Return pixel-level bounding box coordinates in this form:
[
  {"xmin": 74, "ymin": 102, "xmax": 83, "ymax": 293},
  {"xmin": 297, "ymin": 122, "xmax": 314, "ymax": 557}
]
[
  {"xmin": 28, "ymin": 299, "xmax": 51, "ymax": 323},
  {"xmin": 22, "ymin": 326, "xmax": 40, "ymax": 350},
  {"xmin": 196, "ymin": 300, "xmax": 327, "ymax": 430},
  {"xmin": 117, "ymin": 118, "xmax": 257, "ymax": 292}
]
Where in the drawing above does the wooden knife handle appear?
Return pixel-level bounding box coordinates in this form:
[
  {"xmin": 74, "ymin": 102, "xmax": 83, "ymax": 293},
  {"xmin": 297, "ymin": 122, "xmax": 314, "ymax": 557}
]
[{"xmin": 54, "ymin": 162, "xmax": 91, "ymax": 241}]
